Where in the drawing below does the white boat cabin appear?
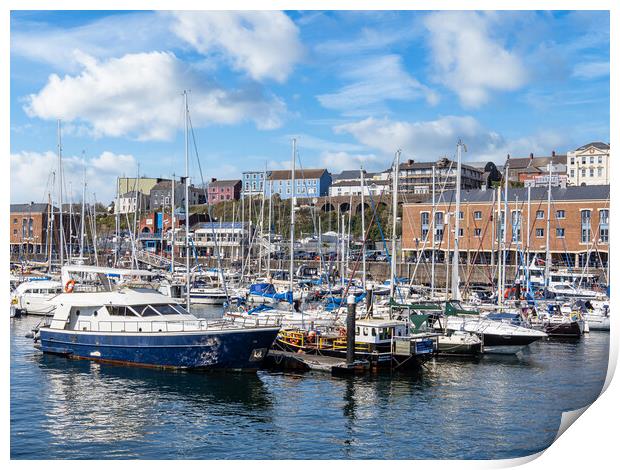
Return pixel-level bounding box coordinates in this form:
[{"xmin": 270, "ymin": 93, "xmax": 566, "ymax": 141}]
[{"xmin": 354, "ymin": 319, "xmax": 409, "ymax": 344}]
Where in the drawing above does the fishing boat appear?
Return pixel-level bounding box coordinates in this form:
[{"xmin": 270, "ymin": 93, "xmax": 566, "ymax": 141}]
[{"xmin": 32, "ymin": 288, "xmax": 280, "ymax": 370}]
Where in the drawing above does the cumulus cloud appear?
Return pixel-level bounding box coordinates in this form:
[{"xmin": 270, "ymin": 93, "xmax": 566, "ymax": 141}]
[
  {"xmin": 319, "ymin": 151, "xmax": 386, "ymax": 173},
  {"xmin": 10, "ymin": 150, "xmax": 137, "ymax": 203},
  {"xmin": 424, "ymin": 11, "xmax": 527, "ymax": 107},
  {"xmin": 24, "ymin": 51, "xmax": 287, "ymax": 140},
  {"xmin": 334, "ymin": 115, "xmax": 573, "ymax": 164},
  {"xmin": 166, "ymin": 11, "xmax": 303, "ymax": 83},
  {"xmin": 334, "ymin": 116, "xmax": 504, "ymax": 158},
  {"xmin": 317, "ymin": 54, "xmax": 438, "ymax": 114}
]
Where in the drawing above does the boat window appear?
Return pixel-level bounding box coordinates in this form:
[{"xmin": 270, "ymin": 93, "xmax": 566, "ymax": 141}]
[
  {"xmin": 355, "ymin": 327, "xmax": 360, "ymax": 335},
  {"xmin": 130, "ymin": 305, "xmax": 160, "ymax": 317},
  {"xmin": 153, "ymin": 304, "xmax": 183, "ymax": 315},
  {"xmin": 108, "ymin": 306, "xmax": 139, "ymax": 316},
  {"xmin": 363, "ymin": 328, "xmax": 368, "ymax": 336},
  {"xmin": 371, "ymin": 328, "xmax": 376, "ymax": 336}
]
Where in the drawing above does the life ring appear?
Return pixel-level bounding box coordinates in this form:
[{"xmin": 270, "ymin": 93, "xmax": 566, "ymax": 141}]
[
  {"xmin": 338, "ymin": 327, "xmax": 347, "ymax": 337},
  {"xmin": 64, "ymin": 279, "xmax": 76, "ymax": 293}
]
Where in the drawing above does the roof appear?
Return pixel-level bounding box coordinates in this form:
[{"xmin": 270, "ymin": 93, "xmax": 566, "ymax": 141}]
[
  {"xmin": 410, "ymin": 184, "xmax": 610, "ymax": 205},
  {"xmin": 268, "ymin": 169, "xmax": 329, "ymax": 180},
  {"xmin": 332, "ymin": 170, "xmax": 369, "ymax": 181},
  {"xmin": 576, "ymin": 142, "xmax": 610, "ymax": 151},
  {"xmin": 11, "ymin": 203, "xmax": 54, "ymax": 213},
  {"xmin": 208, "ymin": 179, "xmax": 241, "ymax": 188},
  {"xmin": 119, "ymin": 190, "xmax": 146, "ymax": 198},
  {"xmin": 505, "ymin": 154, "xmax": 567, "ymax": 170},
  {"xmin": 151, "ymin": 180, "xmax": 174, "ymax": 191},
  {"xmin": 192, "ymin": 221, "xmax": 248, "ymax": 231},
  {"xmin": 331, "ymin": 179, "xmax": 390, "ymax": 187},
  {"xmin": 386, "ymin": 158, "xmax": 482, "ymax": 174}
]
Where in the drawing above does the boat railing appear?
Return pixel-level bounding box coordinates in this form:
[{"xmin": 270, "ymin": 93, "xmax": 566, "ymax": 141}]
[{"xmin": 75, "ymin": 316, "xmax": 280, "ymax": 333}]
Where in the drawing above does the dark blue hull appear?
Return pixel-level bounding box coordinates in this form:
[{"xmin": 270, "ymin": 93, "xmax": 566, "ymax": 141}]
[{"xmin": 38, "ymin": 327, "xmax": 280, "ymax": 370}]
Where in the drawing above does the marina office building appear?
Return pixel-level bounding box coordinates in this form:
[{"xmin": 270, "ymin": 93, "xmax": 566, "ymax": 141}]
[{"xmin": 401, "ymin": 185, "xmax": 609, "ymax": 269}]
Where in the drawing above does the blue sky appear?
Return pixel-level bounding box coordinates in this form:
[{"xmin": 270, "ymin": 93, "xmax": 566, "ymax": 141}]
[{"xmin": 10, "ymin": 10, "xmax": 609, "ymax": 203}]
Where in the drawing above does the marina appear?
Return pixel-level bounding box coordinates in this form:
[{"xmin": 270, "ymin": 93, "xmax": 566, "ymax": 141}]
[
  {"xmin": 8, "ymin": 8, "xmax": 612, "ymax": 462},
  {"xmin": 10, "ymin": 309, "xmax": 609, "ymax": 459}
]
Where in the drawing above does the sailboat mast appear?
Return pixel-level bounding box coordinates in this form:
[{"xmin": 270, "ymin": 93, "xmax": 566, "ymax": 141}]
[
  {"xmin": 500, "ymin": 163, "xmax": 509, "ymax": 306},
  {"xmin": 171, "ymin": 174, "xmax": 175, "ymax": 272},
  {"xmin": 360, "ymin": 167, "xmax": 366, "ymax": 288},
  {"xmin": 451, "ymin": 141, "xmax": 463, "ymax": 300},
  {"xmin": 80, "ymin": 158, "xmax": 86, "ymax": 260},
  {"xmin": 184, "ymin": 90, "xmax": 191, "ymax": 311},
  {"xmin": 544, "ymin": 160, "xmax": 552, "ymax": 286},
  {"xmin": 390, "ymin": 149, "xmax": 401, "ymax": 299},
  {"xmin": 289, "ymin": 138, "xmax": 297, "ymax": 311},
  {"xmin": 267, "ymin": 179, "xmax": 272, "ymax": 278},
  {"xmin": 431, "ymin": 165, "xmax": 436, "ymax": 296},
  {"xmin": 57, "ymin": 119, "xmax": 64, "ymax": 267}
]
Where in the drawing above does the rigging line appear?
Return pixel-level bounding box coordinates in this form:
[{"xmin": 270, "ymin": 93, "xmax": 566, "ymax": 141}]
[{"xmin": 187, "ymin": 112, "xmax": 230, "ymax": 302}]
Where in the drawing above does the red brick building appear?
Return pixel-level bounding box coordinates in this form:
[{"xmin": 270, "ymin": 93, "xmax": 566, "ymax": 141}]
[
  {"xmin": 402, "ymin": 185, "xmax": 609, "ymax": 268},
  {"xmin": 10, "ymin": 203, "xmax": 75, "ymax": 257}
]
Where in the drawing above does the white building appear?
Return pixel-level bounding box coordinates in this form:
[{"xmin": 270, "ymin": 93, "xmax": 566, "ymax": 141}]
[
  {"xmin": 566, "ymin": 142, "xmax": 610, "ymax": 186},
  {"xmin": 328, "ymin": 179, "xmax": 390, "ymax": 197},
  {"xmin": 116, "ymin": 191, "xmax": 149, "ymax": 214}
]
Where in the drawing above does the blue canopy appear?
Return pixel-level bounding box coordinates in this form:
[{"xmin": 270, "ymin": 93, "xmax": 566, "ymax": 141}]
[
  {"xmin": 249, "ymin": 283, "xmax": 277, "ymax": 296},
  {"xmin": 247, "ymin": 304, "xmax": 274, "ymax": 315}
]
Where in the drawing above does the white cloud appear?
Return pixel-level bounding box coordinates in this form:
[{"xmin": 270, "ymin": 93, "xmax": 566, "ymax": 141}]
[
  {"xmin": 317, "ymin": 54, "xmax": 438, "ymax": 114},
  {"xmin": 10, "ymin": 150, "xmax": 137, "ymax": 203},
  {"xmin": 334, "ymin": 116, "xmax": 503, "ymax": 159},
  {"xmin": 334, "ymin": 116, "xmax": 573, "ymax": 164},
  {"xmin": 572, "ymin": 61, "xmax": 609, "ymax": 80},
  {"xmin": 166, "ymin": 11, "xmax": 303, "ymax": 83},
  {"xmin": 282, "ymin": 134, "xmax": 365, "ymax": 153},
  {"xmin": 11, "ymin": 12, "xmax": 178, "ymax": 73},
  {"xmin": 319, "ymin": 151, "xmax": 385, "ymax": 173},
  {"xmin": 424, "ymin": 11, "xmax": 527, "ymax": 107},
  {"xmin": 24, "ymin": 51, "xmax": 287, "ymax": 140}
]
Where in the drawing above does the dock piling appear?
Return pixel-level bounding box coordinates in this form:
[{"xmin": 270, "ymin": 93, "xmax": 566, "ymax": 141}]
[{"xmin": 347, "ymin": 294, "xmax": 356, "ymax": 365}]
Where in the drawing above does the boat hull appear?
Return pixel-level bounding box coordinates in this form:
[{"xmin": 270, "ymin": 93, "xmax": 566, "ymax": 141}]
[
  {"xmin": 38, "ymin": 327, "xmax": 280, "ymax": 370},
  {"xmin": 481, "ymin": 333, "xmax": 543, "ymax": 354},
  {"xmin": 544, "ymin": 320, "xmax": 584, "ymax": 337}
]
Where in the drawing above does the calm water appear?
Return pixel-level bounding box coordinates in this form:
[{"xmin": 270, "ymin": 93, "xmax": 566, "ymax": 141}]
[{"xmin": 11, "ymin": 307, "xmax": 609, "ymax": 460}]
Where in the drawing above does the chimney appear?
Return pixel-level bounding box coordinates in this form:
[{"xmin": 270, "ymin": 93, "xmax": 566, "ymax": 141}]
[
  {"xmin": 529, "ymin": 153, "xmax": 534, "ymax": 159},
  {"xmin": 506, "ymin": 153, "xmax": 510, "ymax": 160},
  {"xmin": 551, "ymin": 150, "xmax": 556, "ymax": 157},
  {"xmin": 211, "ymin": 177, "xmax": 217, "ymax": 183},
  {"xmin": 408, "ymin": 159, "xmax": 414, "ymax": 165}
]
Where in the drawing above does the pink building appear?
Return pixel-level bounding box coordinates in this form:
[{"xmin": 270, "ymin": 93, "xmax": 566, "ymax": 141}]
[{"xmin": 207, "ymin": 178, "xmax": 241, "ymax": 204}]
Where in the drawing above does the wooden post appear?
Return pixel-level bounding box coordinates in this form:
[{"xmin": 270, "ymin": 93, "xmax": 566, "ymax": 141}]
[{"xmin": 346, "ymin": 294, "xmax": 356, "ymax": 365}]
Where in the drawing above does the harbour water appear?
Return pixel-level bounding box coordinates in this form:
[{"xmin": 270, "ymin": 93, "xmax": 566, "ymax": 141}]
[{"xmin": 11, "ymin": 307, "xmax": 609, "ymax": 460}]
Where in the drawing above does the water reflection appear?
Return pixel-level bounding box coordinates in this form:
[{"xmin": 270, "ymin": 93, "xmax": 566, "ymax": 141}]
[{"xmin": 35, "ymin": 354, "xmax": 274, "ymax": 448}]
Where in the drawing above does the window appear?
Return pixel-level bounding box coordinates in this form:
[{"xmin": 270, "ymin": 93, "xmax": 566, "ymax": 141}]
[
  {"xmin": 582, "ymin": 157, "xmax": 586, "ymax": 165},
  {"xmin": 536, "ymin": 228, "xmax": 544, "ymax": 238},
  {"xmin": 511, "ymin": 210, "xmax": 521, "ymax": 242},
  {"xmin": 421, "ymin": 212, "xmax": 430, "ymax": 239},
  {"xmin": 458, "ymin": 228, "xmax": 464, "ymax": 237},
  {"xmin": 434, "ymin": 212, "xmax": 444, "ymax": 242},
  {"xmin": 556, "ymin": 228, "xmax": 565, "ymax": 238},
  {"xmin": 459, "ymin": 211, "xmax": 464, "ymax": 220},
  {"xmin": 474, "ymin": 211, "xmax": 482, "ymax": 220},
  {"xmin": 13, "ymin": 218, "xmax": 17, "ymax": 224},
  {"xmin": 474, "ymin": 228, "xmax": 482, "ymax": 237},
  {"xmin": 598, "ymin": 168, "xmax": 603, "ymax": 177},
  {"xmin": 570, "ymin": 169, "xmax": 575, "ymax": 177},
  {"xmin": 556, "ymin": 210, "xmax": 565, "ymax": 219},
  {"xmin": 590, "ymin": 156, "xmax": 595, "ymax": 164},
  {"xmin": 13, "ymin": 229, "xmax": 16, "ymax": 235},
  {"xmin": 570, "ymin": 157, "xmax": 575, "ymax": 165},
  {"xmin": 536, "ymin": 210, "xmax": 544, "ymax": 219},
  {"xmin": 581, "ymin": 210, "xmax": 591, "ymax": 243},
  {"xmin": 108, "ymin": 306, "xmax": 138, "ymax": 316},
  {"xmin": 598, "ymin": 156, "xmax": 603, "ymax": 164},
  {"xmin": 582, "ymin": 168, "xmax": 586, "ymax": 177},
  {"xmin": 600, "ymin": 209, "xmax": 609, "ymax": 243},
  {"xmin": 590, "ymin": 168, "xmax": 594, "ymax": 177}
]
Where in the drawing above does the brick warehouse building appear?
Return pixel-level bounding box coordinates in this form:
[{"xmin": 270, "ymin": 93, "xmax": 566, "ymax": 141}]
[
  {"xmin": 402, "ymin": 185, "xmax": 609, "ymax": 269},
  {"xmin": 10, "ymin": 203, "xmax": 75, "ymax": 257}
]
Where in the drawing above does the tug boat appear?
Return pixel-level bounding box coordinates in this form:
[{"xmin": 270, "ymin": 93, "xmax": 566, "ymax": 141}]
[
  {"xmin": 275, "ymin": 318, "xmax": 437, "ymax": 369},
  {"xmin": 32, "ymin": 288, "xmax": 280, "ymax": 370}
]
